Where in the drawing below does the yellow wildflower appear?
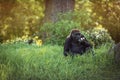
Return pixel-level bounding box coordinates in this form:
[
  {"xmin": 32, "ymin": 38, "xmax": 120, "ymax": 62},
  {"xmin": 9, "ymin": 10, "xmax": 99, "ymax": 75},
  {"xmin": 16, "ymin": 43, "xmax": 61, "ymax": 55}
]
[{"xmin": 36, "ymin": 39, "xmax": 42, "ymax": 46}]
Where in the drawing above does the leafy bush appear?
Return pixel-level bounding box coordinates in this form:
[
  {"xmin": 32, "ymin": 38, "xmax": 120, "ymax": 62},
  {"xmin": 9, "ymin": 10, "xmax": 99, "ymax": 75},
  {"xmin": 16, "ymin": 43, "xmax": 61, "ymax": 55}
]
[
  {"xmin": 2, "ymin": 35, "xmax": 42, "ymax": 47},
  {"xmin": 40, "ymin": 11, "xmax": 92, "ymax": 45},
  {"xmin": 0, "ymin": 0, "xmax": 44, "ymax": 43},
  {"xmin": 84, "ymin": 26, "xmax": 114, "ymax": 46},
  {"xmin": 40, "ymin": 20, "xmax": 80, "ymax": 45},
  {"xmin": 40, "ymin": 0, "xmax": 93, "ymax": 45},
  {"xmin": 91, "ymin": 0, "xmax": 120, "ymax": 43},
  {"xmin": 40, "ymin": 21, "xmax": 114, "ymax": 46}
]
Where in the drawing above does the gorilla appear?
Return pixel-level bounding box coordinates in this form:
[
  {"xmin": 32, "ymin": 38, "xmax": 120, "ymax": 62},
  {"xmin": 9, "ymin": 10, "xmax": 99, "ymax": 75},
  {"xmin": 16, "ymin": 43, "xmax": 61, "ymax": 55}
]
[{"xmin": 63, "ymin": 29, "xmax": 93, "ymax": 57}]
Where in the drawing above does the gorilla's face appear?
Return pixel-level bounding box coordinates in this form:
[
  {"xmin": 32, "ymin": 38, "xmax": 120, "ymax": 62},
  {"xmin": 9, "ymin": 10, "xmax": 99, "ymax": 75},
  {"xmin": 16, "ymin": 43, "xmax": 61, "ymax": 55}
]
[
  {"xmin": 71, "ymin": 32, "xmax": 86, "ymax": 43},
  {"xmin": 78, "ymin": 35, "xmax": 86, "ymax": 43},
  {"xmin": 71, "ymin": 32, "xmax": 82, "ymax": 42}
]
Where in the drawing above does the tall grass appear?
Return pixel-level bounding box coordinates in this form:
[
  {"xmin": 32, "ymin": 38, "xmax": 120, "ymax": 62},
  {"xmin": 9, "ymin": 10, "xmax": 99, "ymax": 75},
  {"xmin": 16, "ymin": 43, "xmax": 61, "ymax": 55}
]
[{"xmin": 0, "ymin": 43, "xmax": 120, "ymax": 80}]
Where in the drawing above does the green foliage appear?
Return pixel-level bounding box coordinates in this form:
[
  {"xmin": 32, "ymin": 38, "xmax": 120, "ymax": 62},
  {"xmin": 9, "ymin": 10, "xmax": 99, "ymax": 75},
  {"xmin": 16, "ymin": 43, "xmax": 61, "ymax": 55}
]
[
  {"xmin": 84, "ymin": 27, "xmax": 114, "ymax": 46},
  {"xmin": 40, "ymin": 18, "xmax": 80, "ymax": 45},
  {"xmin": 75, "ymin": 0, "xmax": 93, "ymax": 29},
  {"xmin": 0, "ymin": 0, "xmax": 119, "ymax": 45},
  {"xmin": 40, "ymin": 0, "xmax": 94, "ymax": 45},
  {"xmin": 90, "ymin": 0, "xmax": 120, "ymax": 43},
  {"xmin": 0, "ymin": 0, "xmax": 44, "ymax": 42},
  {"xmin": 40, "ymin": 10, "xmax": 93, "ymax": 45},
  {"xmin": 40, "ymin": 19, "xmax": 113, "ymax": 46},
  {"xmin": 1, "ymin": 34, "xmax": 43, "ymax": 47},
  {"xmin": 1, "ymin": 43, "xmax": 119, "ymax": 80}
]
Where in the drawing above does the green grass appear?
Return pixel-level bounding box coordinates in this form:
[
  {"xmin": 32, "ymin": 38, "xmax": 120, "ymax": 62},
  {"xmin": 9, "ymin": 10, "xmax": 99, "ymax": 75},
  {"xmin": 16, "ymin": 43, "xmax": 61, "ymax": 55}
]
[{"xmin": 0, "ymin": 42, "xmax": 120, "ymax": 80}]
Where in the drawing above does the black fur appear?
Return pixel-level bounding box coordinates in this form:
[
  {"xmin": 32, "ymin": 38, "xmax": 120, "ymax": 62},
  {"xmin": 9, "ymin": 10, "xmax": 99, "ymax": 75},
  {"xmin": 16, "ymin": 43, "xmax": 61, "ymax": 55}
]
[{"xmin": 63, "ymin": 29, "xmax": 92, "ymax": 56}]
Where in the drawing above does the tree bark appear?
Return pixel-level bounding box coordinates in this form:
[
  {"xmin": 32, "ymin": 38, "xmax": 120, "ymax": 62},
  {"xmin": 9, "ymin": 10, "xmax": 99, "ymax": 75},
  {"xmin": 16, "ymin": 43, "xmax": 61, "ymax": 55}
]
[{"xmin": 43, "ymin": 0, "xmax": 75, "ymax": 23}]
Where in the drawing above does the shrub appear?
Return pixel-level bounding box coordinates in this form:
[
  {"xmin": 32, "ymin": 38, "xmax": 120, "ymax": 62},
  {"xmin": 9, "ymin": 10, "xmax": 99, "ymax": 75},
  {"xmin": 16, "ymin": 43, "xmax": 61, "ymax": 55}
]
[
  {"xmin": 40, "ymin": 20, "xmax": 80, "ymax": 45},
  {"xmin": 40, "ymin": 18, "xmax": 114, "ymax": 46},
  {"xmin": 0, "ymin": 1, "xmax": 44, "ymax": 43},
  {"xmin": 84, "ymin": 26, "xmax": 114, "ymax": 46},
  {"xmin": 40, "ymin": 11, "xmax": 91, "ymax": 45},
  {"xmin": 2, "ymin": 35, "xmax": 42, "ymax": 47}
]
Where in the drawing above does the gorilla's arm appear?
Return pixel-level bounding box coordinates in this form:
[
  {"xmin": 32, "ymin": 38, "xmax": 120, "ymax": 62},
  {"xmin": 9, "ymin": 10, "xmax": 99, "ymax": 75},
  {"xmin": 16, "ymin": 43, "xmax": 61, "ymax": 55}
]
[
  {"xmin": 64, "ymin": 37, "xmax": 71, "ymax": 56},
  {"xmin": 84, "ymin": 41, "xmax": 92, "ymax": 48},
  {"xmin": 82, "ymin": 40, "xmax": 95, "ymax": 55},
  {"xmin": 80, "ymin": 37, "xmax": 92, "ymax": 48}
]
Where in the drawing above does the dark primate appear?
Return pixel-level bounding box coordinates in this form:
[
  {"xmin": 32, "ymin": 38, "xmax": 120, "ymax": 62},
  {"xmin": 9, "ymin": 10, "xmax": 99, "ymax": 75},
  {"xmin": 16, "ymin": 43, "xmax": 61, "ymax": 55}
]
[
  {"xmin": 114, "ymin": 42, "xmax": 120, "ymax": 64},
  {"xmin": 64, "ymin": 29, "xmax": 93, "ymax": 57}
]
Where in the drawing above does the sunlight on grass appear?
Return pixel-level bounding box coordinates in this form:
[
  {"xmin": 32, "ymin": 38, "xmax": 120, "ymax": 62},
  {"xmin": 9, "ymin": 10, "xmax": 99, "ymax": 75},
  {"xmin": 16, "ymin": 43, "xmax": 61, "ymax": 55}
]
[{"xmin": 0, "ymin": 43, "xmax": 120, "ymax": 80}]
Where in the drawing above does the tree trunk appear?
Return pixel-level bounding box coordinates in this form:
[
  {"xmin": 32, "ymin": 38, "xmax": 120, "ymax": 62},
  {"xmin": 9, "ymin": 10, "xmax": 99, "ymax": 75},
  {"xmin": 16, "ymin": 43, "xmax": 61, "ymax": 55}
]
[{"xmin": 43, "ymin": 0, "xmax": 75, "ymax": 23}]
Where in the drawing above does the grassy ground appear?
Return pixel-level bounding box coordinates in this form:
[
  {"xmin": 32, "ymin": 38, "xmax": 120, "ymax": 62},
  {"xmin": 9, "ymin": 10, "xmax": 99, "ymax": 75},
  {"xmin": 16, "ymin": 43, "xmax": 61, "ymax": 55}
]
[{"xmin": 0, "ymin": 42, "xmax": 120, "ymax": 80}]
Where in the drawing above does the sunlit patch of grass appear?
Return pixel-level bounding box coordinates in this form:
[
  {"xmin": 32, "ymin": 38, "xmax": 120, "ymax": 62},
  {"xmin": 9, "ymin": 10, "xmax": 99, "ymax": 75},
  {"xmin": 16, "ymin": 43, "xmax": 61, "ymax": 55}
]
[{"xmin": 0, "ymin": 43, "xmax": 120, "ymax": 80}]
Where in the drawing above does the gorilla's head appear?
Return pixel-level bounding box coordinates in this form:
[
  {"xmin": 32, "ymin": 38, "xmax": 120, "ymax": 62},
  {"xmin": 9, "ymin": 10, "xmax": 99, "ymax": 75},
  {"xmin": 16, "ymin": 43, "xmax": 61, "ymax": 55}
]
[{"xmin": 70, "ymin": 29, "xmax": 84, "ymax": 43}]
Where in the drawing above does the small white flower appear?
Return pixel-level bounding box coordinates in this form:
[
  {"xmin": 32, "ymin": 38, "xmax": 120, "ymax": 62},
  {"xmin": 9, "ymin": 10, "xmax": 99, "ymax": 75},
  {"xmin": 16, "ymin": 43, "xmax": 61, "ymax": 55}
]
[{"xmin": 96, "ymin": 35, "xmax": 99, "ymax": 38}]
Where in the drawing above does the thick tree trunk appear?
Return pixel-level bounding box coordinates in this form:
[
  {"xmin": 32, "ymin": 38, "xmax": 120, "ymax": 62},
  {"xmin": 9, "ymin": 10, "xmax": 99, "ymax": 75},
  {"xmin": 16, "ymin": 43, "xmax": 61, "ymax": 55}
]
[{"xmin": 43, "ymin": 0, "xmax": 75, "ymax": 23}]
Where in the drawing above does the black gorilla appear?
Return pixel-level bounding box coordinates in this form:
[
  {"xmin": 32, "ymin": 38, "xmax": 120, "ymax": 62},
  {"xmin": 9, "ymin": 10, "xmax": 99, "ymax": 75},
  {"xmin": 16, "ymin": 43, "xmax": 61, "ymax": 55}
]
[{"xmin": 64, "ymin": 29, "xmax": 93, "ymax": 56}]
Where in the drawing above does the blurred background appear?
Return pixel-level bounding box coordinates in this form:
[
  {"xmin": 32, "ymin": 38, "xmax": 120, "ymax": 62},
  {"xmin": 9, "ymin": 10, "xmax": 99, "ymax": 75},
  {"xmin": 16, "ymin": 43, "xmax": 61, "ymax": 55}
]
[{"xmin": 0, "ymin": 0, "xmax": 120, "ymax": 45}]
